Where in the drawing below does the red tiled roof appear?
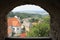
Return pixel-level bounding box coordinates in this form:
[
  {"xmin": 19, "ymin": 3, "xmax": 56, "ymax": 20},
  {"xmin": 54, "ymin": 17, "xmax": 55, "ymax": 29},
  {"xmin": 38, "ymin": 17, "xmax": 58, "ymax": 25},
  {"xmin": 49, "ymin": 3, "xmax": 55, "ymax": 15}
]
[
  {"xmin": 20, "ymin": 32, "xmax": 26, "ymax": 37},
  {"xmin": 7, "ymin": 17, "xmax": 21, "ymax": 27}
]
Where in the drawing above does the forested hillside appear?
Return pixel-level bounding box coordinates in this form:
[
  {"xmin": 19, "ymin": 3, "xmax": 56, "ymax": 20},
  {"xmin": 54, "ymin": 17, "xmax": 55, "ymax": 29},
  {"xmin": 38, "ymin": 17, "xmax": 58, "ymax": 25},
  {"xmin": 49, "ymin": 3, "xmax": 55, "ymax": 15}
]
[{"xmin": 7, "ymin": 12, "xmax": 48, "ymax": 19}]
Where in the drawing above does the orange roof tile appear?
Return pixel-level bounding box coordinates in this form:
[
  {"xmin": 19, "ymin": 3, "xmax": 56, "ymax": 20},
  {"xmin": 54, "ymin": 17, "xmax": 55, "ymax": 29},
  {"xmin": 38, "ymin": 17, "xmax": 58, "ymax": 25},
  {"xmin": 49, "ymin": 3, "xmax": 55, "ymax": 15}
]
[
  {"xmin": 7, "ymin": 17, "xmax": 21, "ymax": 27},
  {"xmin": 20, "ymin": 32, "xmax": 26, "ymax": 37}
]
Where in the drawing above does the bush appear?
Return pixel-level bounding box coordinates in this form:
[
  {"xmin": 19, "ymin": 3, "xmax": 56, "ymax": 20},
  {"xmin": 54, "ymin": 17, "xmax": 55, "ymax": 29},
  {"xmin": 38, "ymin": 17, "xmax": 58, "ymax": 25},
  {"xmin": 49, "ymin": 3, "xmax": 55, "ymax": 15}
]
[{"xmin": 26, "ymin": 22, "xmax": 50, "ymax": 37}]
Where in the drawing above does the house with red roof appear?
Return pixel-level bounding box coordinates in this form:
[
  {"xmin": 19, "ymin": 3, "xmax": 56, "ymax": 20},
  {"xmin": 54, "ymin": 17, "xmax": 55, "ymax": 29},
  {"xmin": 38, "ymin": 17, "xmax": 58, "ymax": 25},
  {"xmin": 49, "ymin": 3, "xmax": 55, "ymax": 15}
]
[
  {"xmin": 7, "ymin": 16, "xmax": 32, "ymax": 37},
  {"xmin": 7, "ymin": 16, "xmax": 24, "ymax": 37}
]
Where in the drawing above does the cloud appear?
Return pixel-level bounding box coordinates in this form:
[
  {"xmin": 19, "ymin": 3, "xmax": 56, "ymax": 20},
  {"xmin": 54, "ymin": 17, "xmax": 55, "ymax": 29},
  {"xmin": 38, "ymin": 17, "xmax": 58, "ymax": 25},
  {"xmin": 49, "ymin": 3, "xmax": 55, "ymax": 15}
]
[
  {"xmin": 11, "ymin": 4, "xmax": 49, "ymax": 15},
  {"xmin": 12, "ymin": 4, "xmax": 44, "ymax": 12}
]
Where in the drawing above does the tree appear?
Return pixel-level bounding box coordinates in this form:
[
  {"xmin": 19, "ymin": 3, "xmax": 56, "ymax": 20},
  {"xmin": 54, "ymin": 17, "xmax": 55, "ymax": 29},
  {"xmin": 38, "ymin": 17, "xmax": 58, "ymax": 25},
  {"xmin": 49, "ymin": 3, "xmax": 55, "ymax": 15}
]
[
  {"xmin": 29, "ymin": 18, "xmax": 39, "ymax": 22},
  {"xmin": 26, "ymin": 16, "xmax": 50, "ymax": 37},
  {"xmin": 7, "ymin": 12, "xmax": 15, "ymax": 17},
  {"xmin": 43, "ymin": 16, "xmax": 50, "ymax": 24}
]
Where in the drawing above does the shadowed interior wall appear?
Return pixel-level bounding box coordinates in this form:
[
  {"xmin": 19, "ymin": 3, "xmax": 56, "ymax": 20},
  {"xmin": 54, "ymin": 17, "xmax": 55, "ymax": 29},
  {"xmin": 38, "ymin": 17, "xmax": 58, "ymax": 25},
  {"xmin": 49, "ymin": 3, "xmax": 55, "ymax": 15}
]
[{"xmin": 0, "ymin": 0, "xmax": 60, "ymax": 40}]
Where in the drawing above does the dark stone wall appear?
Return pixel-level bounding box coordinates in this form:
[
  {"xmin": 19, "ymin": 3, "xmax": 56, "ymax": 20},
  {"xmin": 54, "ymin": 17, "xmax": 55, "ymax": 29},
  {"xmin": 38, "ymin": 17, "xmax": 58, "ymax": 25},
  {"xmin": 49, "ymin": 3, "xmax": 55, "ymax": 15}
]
[
  {"xmin": 0, "ymin": 0, "xmax": 60, "ymax": 40},
  {"xmin": 49, "ymin": 9, "xmax": 60, "ymax": 40},
  {"xmin": 0, "ymin": 16, "xmax": 7, "ymax": 40}
]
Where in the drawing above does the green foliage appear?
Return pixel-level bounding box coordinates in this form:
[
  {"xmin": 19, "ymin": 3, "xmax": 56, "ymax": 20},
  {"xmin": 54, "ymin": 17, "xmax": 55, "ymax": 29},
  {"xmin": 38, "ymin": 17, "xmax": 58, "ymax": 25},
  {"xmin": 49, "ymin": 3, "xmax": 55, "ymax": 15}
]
[
  {"xmin": 27, "ymin": 16, "xmax": 50, "ymax": 37},
  {"xmin": 29, "ymin": 18, "xmax": 39, "ymax": 22},
  {"xmin": 7, "ymin": 12, "xmax": 15, "ymax": 17},
  {"xmin": 27, "ymin": 22, "xmax": 50, "ymax": 37},
  {"xmin": 42, "ymin": 16, "xmax": 50, "ymax": 24}
]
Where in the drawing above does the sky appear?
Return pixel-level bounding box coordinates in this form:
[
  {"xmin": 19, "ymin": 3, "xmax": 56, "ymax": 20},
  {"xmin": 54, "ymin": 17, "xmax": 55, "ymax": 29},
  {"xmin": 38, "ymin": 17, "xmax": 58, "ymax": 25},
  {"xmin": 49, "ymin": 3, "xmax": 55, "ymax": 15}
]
[{"xmin": 12, "ymin": 4, "xmax": 49, "ymax": 14}]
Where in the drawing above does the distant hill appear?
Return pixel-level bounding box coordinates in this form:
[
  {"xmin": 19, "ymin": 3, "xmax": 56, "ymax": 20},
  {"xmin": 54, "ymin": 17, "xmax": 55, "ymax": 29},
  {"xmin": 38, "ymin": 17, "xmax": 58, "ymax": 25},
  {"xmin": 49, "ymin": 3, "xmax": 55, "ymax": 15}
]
[
  {"xmin": 7, "ymin": 12, "xmax": 49, "ymax": 19},
  {"xmin": 12, "ymin": 10, "xmax": 49, "ymax": 15},
  {"xmin": 14, "ymin": 12, "xmax": 42, "ymax": 19}
]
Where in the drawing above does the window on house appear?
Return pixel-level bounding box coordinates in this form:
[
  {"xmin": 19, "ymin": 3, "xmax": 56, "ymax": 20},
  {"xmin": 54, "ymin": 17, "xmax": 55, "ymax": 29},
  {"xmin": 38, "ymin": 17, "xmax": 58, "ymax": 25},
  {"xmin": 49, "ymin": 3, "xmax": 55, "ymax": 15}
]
[
  {"xmin": 12, "ymin": 28, "xmax": 15, "ymax": 30},
  {"xmin": 7, "ymin": 4, "xmax": 50, "ymax": 38},
  {"xmin": 21, "ymin": 21, "xmax": 23, "ymax": 23},
  {"xmin": 17, "ymin": 28, "xmax": 19, "ymax": 30}
]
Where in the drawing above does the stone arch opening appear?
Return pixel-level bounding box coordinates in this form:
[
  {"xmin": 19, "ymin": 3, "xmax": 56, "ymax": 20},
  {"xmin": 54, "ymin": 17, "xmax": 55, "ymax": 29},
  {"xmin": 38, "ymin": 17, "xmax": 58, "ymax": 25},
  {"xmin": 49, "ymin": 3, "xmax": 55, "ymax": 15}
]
[
  {"xmin": 0, "ymin": 0, "xmax": 60, "ymax": 40},
  {"xmin": 1, "ymin": 2, "xmax": 52, "ymax": 40}
]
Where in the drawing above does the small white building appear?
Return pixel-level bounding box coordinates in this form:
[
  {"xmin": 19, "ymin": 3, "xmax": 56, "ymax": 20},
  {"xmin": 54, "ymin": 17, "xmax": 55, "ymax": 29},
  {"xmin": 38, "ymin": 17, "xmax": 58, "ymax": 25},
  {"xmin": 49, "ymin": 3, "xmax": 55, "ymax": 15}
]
[{"xmin": 21, "ymin": 18, "xmax": 32, "ymax": 32}]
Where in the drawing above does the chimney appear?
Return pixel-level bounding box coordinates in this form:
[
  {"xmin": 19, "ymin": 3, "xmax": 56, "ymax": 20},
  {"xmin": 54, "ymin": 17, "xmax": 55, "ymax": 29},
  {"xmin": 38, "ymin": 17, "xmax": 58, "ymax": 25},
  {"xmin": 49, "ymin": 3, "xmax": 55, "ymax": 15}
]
[{"xmin": 14, "ymin": 16, "xmax": 18, "ymax": 18}]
